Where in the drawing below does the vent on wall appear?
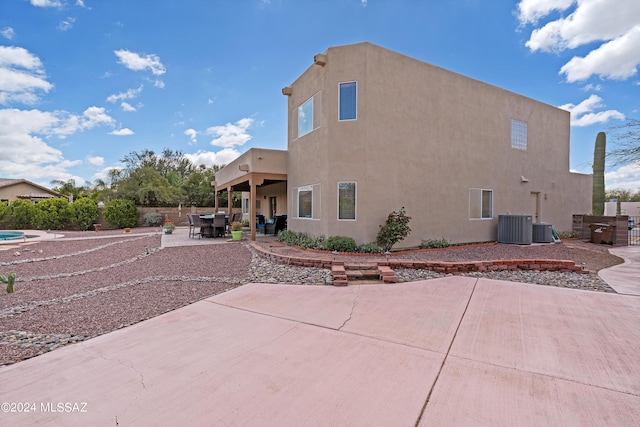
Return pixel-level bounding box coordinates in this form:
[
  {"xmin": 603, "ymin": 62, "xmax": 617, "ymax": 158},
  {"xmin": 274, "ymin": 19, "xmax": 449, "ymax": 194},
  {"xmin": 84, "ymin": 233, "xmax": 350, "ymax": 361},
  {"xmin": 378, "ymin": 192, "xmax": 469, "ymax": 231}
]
[{"xmin": 498, "ymin": 215, "xmax": 533, "ymax": 245}]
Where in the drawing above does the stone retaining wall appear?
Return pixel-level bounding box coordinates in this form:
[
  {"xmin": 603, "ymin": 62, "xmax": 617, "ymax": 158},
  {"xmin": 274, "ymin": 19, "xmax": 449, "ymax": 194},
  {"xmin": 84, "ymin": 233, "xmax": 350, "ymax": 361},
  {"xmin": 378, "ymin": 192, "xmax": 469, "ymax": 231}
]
[{"xmin": 249, "ymin": 243, "xmax": 588, "ymax": 274}]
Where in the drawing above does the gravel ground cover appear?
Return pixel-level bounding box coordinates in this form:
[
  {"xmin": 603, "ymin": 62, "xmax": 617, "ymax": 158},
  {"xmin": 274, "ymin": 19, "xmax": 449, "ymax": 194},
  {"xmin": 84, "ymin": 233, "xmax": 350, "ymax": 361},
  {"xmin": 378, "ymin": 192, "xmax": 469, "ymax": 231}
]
[{"xmin": 0, "ymin": 230, "xmax": 624, "ymax": 367}]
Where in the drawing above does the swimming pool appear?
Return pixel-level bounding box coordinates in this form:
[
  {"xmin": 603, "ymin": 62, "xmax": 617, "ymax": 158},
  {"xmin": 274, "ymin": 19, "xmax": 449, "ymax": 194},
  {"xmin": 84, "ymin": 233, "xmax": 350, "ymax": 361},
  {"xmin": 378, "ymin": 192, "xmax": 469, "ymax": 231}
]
[{"xmin": 0, "ymin": 231, "xmax": 25, "ymax": 241}]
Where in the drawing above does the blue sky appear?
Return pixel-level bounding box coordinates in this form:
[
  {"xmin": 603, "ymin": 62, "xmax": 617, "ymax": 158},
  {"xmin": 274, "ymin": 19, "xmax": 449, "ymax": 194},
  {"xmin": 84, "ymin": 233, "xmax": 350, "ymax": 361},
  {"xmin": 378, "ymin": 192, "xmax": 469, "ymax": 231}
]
[{"xmin": 1, "ymin": 0, "xmax": 639, "ymax": 191}]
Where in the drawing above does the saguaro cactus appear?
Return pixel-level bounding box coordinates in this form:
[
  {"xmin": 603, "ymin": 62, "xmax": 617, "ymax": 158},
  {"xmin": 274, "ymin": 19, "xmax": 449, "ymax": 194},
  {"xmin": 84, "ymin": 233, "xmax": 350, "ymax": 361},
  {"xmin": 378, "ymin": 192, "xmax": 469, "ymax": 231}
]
[
  {"xmin": 592, "ymin": 132, "xmax": 606, "ymax": 216},
  {"xmin": 0, "ymin": 272, "xmax": 16, "ymax": 293}
]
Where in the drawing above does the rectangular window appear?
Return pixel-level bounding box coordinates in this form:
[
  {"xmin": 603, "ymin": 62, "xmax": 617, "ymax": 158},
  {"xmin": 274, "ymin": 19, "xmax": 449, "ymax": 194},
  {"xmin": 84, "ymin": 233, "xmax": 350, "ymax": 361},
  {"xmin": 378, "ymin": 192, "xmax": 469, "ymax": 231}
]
[
  {"xmin": 339, "ymin": 82, "xmax": 357, "ymax": 121},
  {"xmin": 298, "ymin": 97, "xmax": 314, "ymax": 137},
  {"xmin": 511, "ymin": 119, "xmax": 527, "ymax": 150},
  {"xmin": 469, "ymin": 188, "xmax": 493, "ymax": 219},
  {"xmin": 298, "ymin": 186, "xmax": 313, "ymax": 218},
  {"xmin": 338, "ymin": 182, "xmax": 356, "ymax": 220},
  {"xmin": 242, "ymin": 198, "xmax": 249, "ymax": 214}
]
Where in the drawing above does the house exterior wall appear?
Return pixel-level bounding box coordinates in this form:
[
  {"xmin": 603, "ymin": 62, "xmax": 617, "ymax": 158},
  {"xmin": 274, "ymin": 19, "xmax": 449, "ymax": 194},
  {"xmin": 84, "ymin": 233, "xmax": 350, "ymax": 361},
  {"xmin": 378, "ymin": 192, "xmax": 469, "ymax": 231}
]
[
  {"xmin": 285, "ymin": 42, "xmax": 591, "ymax": 247},
  {"xmin": 0, "ymin": 181, "xmax": 59, "ymax": 202}
]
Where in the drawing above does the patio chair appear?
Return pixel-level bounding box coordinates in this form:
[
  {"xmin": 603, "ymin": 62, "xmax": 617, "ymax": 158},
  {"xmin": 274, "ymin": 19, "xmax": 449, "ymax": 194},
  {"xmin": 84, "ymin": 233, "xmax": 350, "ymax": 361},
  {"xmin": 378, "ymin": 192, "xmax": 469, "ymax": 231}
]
[
  {"xmin": 265, "ymin": 215, "xmax": 287, "ymax": 235},
  {"xmin": 212, "ymin": 213, "xmax": 227, "ymax": 238},
  {"xmin": 188, "ymin": 214, "xmax": 203, "ymax": 239}
]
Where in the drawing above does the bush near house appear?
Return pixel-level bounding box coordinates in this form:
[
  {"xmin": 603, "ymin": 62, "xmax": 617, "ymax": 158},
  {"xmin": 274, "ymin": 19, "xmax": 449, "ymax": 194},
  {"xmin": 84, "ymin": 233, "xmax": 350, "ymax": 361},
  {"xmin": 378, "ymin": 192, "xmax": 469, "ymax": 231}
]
[
  {"xmin": 376, "ymin": 207, "xmax": 412, "ymax": 252},
  {"xmin": 325, "ymin": 236, "xmax": 357, "ymax": 253},
  {"xmin": 104, "ymin": 199, "xmax": 138, "ymax": 229},
  {"xmin": 420, "ymin": 238, "xmax": 450, "ymax": 249}
]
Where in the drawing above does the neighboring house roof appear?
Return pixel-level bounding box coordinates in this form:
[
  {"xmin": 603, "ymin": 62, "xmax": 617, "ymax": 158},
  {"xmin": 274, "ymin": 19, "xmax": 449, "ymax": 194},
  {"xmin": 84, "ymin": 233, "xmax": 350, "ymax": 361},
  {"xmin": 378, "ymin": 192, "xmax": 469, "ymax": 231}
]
[{"xmin": 0, "ymin": 178, "xmax": 60, "ymax": 199}]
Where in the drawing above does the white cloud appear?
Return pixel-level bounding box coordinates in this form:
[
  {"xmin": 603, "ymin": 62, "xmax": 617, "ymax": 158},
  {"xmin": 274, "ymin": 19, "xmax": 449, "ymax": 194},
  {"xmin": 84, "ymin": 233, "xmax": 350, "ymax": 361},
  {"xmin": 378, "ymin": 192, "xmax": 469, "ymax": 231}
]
[
  {"xmin": 120, "ymin": 102, "xmax": 136, "ymax": 112},
  {"xmin": 560, "ymin": 26, "xmax": 640, "ymax": 82},
  {"xmin": 76, "ymin": 0, "xmax": 85, "ymax": 7},
  {"xmin": 30, "ymin": 0, "xmax": 63, "ymax": 7},
  {"xmin": 518, "ymin": 0, "xmax": 640, "ymax": 82},
  {"xmin": 153, "ymin": 79, "xmax": 165, "ymax": 88},
  {"xmin": 87, "ymin": 156, "xmax": 104, "ymax": 166},
  {"xmin": 185, "ymin": 148, "xmax": 241, "ymax": 168},
  {"xmin": 0, "ymin": 46, "xmax": 53, "ymax": 105},
  {"xmin": 184, "ymin": 128, "xmax": 197, "ymax": 144},
  {"xmin": 1, "ymin": 27, "xmax": 15, "ymax": 40},
  {"xmin": 109, "ymin": 128, "xmax": 134, "ymax": 136},
  {"xmin": 58, "ymin": 17, "xmax": 76, "ymax": 31},
  {"xmin": 558, "ymin": 94, "xmax": 625, "ymax": 126},
  {"xmin": 582, "ymin": 83, "xmax": 601, "ymax": 92},
  {"xmin": 206, "ymin": 118, "xmax": 253, "ymax": 148},
  {"xmin": 605, "ymin": 162, "xmax": 640, "ymax": 191},
  {"xmin": 0, "ymin": 106, "xmax": 115, "ymax": 182},
  {"xmin": 106, "ymin": 86, "xmax": 143, "ymax": 103},
  {"xmin": 114, "ymin": 49, "xmax": 166, "ymax": 76},
  {"xmin": 361, "ymin": 0, "xmax": 368, "ymax": 6}
]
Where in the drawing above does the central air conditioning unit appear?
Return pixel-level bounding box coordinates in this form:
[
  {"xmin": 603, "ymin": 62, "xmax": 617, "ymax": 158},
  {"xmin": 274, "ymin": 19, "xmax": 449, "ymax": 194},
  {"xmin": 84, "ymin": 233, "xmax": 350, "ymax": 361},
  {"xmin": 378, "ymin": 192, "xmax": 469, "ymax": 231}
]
[
  {"xmin": 532, "ymin": 223, "xmax": 553, "ymax": 243},
  {"xmin": 498, "ymin": 215, "xmax": 532, "ymax": 245}
]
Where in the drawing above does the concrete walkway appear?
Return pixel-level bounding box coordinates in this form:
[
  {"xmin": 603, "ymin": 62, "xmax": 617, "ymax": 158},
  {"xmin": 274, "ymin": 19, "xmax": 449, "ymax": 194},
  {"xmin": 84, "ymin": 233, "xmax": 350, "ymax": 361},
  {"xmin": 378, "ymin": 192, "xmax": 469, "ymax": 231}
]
[
  {"xmin": 599, "ymin": 245, "xmax": 640, "ymax": 296},
  {"xmin": 1, "ymin": 275, "xmax": 639, "ymax": 426}
]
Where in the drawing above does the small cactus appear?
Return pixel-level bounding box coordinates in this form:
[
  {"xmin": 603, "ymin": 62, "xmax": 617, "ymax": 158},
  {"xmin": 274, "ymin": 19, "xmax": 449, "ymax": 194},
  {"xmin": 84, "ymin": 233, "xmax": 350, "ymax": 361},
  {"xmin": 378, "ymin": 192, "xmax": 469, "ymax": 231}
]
[{"xmin": 0, "ymin": 272, "xmax": 16, "ymax": 293}]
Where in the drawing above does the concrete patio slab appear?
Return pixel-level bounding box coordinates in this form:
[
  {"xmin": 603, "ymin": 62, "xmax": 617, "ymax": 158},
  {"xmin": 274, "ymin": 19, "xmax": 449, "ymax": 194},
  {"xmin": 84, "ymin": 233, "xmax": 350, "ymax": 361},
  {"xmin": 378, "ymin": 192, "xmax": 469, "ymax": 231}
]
[
  {"xmin": 214, "ymin": 278, "xmax": 475, "ymax": 352},
  {"xmin": 599, "ymin": 245, "xmax": 640, "ymax": 296},
  {"xmin": 420, "ymin": 357, "xmax": 640, "ymax": 426},
  {"xmin": 1, "ymin": 277, "xmax": 639, "ymax": 426},
  {"xmin": 451, "ymin": 279, "xmax": 640, "ymax": 395}
]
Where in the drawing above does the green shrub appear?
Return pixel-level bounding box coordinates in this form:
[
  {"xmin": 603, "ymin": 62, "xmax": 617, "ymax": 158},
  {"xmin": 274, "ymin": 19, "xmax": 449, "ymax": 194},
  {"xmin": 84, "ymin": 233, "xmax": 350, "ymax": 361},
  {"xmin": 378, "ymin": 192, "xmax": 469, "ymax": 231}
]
[
  {"xmin": 357, "ymin": 242, "xmax": 383, "ymax": 254},
  {"xmin": 0, "ymin": 202, "xmax": 9, "ymax": 228},
  {"xmin": 277, "ymin": 230, "xmax": 326, "ymax": 250},
  {"xmin": 420, "ymin": 238, "xmax": 450, "ymax": 249},
  {"xmin": 9, "ymin": 200, "xmax": 36, "ymax": 229},
  {"xmin": 558, "ymin": 230, "xmax": 578, "ymax": 239},
  {"xmin": 144, "ymin": 212, "xmax": 164, "ymax": 226},
  {"xmin": 376, "ymin": 207, "xmax": 412, "ymax": 251},
  {"xmin": 104, "ymin": 199, "xmax": 138, "ymax": 229},
  {"xmin": 325, "ymin": 236, "xmax": 357, "ymax": 253},
  {"xmin": 33, "ymin": 197, "xmax": 73, "ymax": 230},
  {"xmin": 70, "ymin": 198, "xmax": 99, "ymax": 230}
]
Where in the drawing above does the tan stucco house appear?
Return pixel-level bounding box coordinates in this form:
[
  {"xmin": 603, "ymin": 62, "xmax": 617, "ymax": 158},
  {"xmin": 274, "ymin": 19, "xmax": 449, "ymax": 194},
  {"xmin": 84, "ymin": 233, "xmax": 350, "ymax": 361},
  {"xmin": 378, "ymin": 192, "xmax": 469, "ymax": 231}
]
[
  {"xmin": 215, "ymin": 42, "xmax": 591, "ymax": 246},
  {"xmin": 0, "ymin": 178, "xmax": 59, "ymax": 203}
]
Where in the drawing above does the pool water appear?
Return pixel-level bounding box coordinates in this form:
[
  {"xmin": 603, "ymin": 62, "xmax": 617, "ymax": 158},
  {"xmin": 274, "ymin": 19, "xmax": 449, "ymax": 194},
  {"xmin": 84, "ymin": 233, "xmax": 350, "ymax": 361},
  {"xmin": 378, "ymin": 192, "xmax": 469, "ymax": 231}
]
[{"xmin": 0, "ymin": 231, "xmax": 25, "ymax": 241}]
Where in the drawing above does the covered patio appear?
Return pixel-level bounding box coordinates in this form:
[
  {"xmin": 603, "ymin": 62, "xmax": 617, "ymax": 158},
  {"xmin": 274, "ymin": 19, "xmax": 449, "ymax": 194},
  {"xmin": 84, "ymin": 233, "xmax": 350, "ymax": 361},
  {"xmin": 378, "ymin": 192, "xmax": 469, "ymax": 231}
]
[{"xmin": 213, "ymin": 148, "xmax": 288, "ymax": 241}]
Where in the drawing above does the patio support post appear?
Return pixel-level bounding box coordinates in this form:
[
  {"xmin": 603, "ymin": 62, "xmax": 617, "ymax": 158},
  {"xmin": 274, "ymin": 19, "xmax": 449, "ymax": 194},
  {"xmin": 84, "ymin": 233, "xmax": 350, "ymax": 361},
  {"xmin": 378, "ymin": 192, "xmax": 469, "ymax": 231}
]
[
  {"xmin": 227, "ymin": 185, "xmax": 232, "ymax": 217},
  {"xmin": 214, "ymin": 191, "xmax": 219, "ymax": 214},
  {"xmin": 250, "ymin": 176, "xmax": 257, "ymax": 241}
]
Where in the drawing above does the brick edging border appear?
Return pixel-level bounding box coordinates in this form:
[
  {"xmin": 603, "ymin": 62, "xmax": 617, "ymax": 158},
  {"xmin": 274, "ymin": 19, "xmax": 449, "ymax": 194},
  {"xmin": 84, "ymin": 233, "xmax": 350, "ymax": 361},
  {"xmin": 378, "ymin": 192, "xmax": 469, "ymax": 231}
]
[{"xmin": 249, "ymin": 242, "xmax": 590, "ymax": 274}]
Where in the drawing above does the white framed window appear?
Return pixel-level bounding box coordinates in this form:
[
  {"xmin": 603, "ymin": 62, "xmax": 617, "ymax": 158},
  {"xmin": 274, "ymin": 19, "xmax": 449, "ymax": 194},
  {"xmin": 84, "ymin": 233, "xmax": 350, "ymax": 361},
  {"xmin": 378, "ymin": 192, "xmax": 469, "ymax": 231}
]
[
  {"xmin": 511, "ymin": 119, "xmax": 527, "ymax": 150},
  {"xmin": 242, "ymin": 198, "xmax": 249, "ymax": 214},
  {"xmin": 298, "ymin": 185, "xmax": 313, "ymax": 218},
  {"xmin": 293, "ymin": 184, "xmax": 321, "ymax": 219},
  {"xmin": 469, "ymin": 188, "xmax": 493, "ymax": 219},
  {"xmin": 338, "ymin": 182, "xmax": 356, "ymax": 220},
  {"xmin": 339, "ymin": 82, "xmax": 357, "ymax": 121},
  {"xmin": 298, "ymin": 97, "xmax": 314, "ymax": 137}
]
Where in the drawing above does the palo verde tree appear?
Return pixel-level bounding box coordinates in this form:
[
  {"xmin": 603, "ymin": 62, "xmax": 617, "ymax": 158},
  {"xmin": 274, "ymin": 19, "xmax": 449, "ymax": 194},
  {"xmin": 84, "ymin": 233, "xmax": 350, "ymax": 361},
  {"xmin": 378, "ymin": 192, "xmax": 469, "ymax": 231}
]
[
  {"xmin": 608, "ymin": 119, "xmax": 640, "ymax": 166},
  {"xmin": 592, "ymin": 132, "xmax": 606, "ymax": 216}
]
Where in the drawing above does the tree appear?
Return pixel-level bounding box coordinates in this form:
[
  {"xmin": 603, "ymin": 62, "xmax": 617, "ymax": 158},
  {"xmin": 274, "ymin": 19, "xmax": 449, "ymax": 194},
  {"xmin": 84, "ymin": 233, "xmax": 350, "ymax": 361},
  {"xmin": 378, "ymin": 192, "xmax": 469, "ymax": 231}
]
[
  {"xmin": 592, "ymin": 132, "xmax": 606, "ymax": 215},
  {"xmin": 103, "ymin": 199, "xmax": 138, "ymax": 229},
  {"xmin": 113, "ymin": 167, "xmax": 184, "ymax": 207},
  {"xmin": 50, "ymin": 178, "xmax": 91, "ymax": 201},
  {"xmin": 608, "ymin": 119, "xmax": 640, "ymax": 166}
]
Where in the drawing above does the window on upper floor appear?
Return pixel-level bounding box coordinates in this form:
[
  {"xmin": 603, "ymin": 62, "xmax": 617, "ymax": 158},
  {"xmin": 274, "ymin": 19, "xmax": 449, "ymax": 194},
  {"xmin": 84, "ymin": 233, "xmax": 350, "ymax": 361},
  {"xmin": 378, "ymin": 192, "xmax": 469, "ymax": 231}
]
[
  {"xmin": 339, "ymin": 82, "xmax": 357, "ymax": 121},
  {"xmin": 511, "ymin": 119, "xmax": 527, "ymax": 150},
  {"xmin": 469, "ymin": 188, "xmax": 493, "ymax": 220},
  {"xmin": 298, "ymin": 97, "xmax": 314, "ymax": 137},
  {"xmin": 338, "ymin": 182, "xmax": 356, "ymax": 220}
]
